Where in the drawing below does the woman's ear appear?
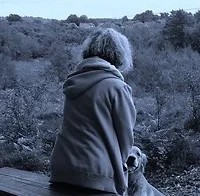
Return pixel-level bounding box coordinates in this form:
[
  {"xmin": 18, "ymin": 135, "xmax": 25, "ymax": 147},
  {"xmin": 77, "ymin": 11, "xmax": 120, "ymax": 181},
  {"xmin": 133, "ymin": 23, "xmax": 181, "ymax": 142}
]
[{"xmin": 140, "ymin": 153, "xmax": 147, "ymax": 173}]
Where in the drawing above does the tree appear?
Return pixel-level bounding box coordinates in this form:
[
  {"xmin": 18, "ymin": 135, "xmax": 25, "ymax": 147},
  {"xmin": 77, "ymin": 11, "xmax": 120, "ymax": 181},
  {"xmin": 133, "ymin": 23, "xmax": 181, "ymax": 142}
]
[
  {"xmin": 154, "ymin": 87, "xmax": 167, "ymax": 131},
  {"xmin": 162, "ymin": 10, "xmax": 191, "ymax": 49},
  {"xmin": 194, "ymin": 10, "xmax": 200, "ymax": 23},
  {"xmin": 133, "ymin": 10, "xmax": 159, "ymax": 23},
  {"xmin": 159, "ymin": 12, "xmax": 169, "ymax": 20},
  {"xmin": 6, "ymin": 14, "xmax": 22, "ymax": 23},
  {"xmin": 121, "ymin": 16, "xmax": 128, "ymax": 23},
  {"xmin": 185, "ymin": 22, "xmax": 200, "ymax": 53},
  {"xmin": 66, "ymin": 14, "xmax": 80, "ymax": 26},
  {"xmin": 79, "ymin": 15, "xmax": 88, "ymax": 23}
]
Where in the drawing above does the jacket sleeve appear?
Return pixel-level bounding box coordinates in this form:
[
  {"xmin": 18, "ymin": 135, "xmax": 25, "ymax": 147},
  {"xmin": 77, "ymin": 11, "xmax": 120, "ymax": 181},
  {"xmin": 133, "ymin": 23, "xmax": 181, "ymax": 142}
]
[{"xmin": 112, "ymin": 84, "xmax": 136, "ymax": 164}]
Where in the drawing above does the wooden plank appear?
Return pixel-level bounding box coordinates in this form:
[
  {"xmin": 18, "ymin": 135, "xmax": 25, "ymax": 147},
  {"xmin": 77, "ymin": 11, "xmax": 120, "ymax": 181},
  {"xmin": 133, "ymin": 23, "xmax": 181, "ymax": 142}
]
[
  {"xmin": 0, "ymin": 167, "xmax": 117, "ymax": 196},
  {"xmin": 0, "ymin": 175, "xmax": 68, "ymax": 196},
  {"xmin": 0, "ymin": 167, "xmax": 69, "ymax": 196},
  {"xmin": 0, "ymin": 167, "xmax": 49, "ymax": 185}
]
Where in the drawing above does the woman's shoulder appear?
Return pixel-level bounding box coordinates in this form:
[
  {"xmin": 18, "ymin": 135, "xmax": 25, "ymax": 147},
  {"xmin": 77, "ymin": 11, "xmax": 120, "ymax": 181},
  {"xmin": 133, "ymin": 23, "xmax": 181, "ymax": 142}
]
[
  {"xmin": 102, "ymin": 77, "xmax": 130, "ymax": 88},
  {"xmin": 98, "ymin": 78, "xmax": 132, "ymax": 96}
]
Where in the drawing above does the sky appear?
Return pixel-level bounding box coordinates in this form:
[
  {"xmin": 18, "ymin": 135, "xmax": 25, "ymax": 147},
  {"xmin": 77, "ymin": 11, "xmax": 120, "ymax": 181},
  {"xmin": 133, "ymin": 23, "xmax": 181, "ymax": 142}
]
[{"xmin": 0, "ymin": 0, "xmax": 200, "ymax": 20}]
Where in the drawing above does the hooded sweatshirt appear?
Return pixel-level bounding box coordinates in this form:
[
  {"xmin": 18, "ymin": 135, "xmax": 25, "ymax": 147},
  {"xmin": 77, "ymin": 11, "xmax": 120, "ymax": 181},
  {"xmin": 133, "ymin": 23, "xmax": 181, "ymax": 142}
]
[{"xmin": 50, "ymin": 57, "xmax": 136, "ymax": 195}]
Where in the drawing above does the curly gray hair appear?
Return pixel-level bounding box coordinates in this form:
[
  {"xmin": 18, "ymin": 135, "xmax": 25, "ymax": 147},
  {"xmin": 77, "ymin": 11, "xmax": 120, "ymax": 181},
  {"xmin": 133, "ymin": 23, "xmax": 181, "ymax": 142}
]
[{"xmin": 81, "ymin": 28, "xmax": 133, "ymax": 72}]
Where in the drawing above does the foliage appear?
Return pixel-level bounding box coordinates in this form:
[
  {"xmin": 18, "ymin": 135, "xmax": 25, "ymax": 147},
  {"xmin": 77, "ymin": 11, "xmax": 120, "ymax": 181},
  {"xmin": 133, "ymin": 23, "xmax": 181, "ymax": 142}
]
[
  {"xmin": 148, "ymin": 166, "xmax": 200, "ymax": 195},
  {"xmin": 170, "ymin": 48, "xmax": 200, "ymax": 131},
  {"xmin": 6, "ymin": 14, "xmax": 22, "ymax": 23},
  {"xmin": 159, "ymin": 12, "xmax": 169, "ymax": 20},
  {"xmin": 185, "ymin": 22, "xmax": 200, "ymax": 53},
  {"xmin": 2, "ymin": 81, "xmax": 46, "ymax": 144},
  {"xmin": 135, "ymin": 128, "xmax": 200, "ymax": 174},
  {"xmin": 0, "ymin": 54, "xmax": 16, "ymax": 89},
  {"xmin": 122, "ymin": 21, "xmax": 166, "ymax": 51},
  {"xmin": 165, "ymin": 133, "xmax": 200, "ymax": 169},
  {"xmin": 133, "ymin": 10, "xmax": 159, "ymax": 23},
  {"xmin": 162, "ymin": 10, "xmax": 192, "ymax": 49},
  {"xmin": 79, "ymin": 15, "xmax": 88, "ymax": 23},
  {"xmin": 154, "ymin": 87, "xmax": 167, "ymax": 131},
  {"xmin": 0, "ymin": 142, "xmax": 48, "ymax": 172},
  {"xmin": 1, "ymin": 77, "xmax": 62, "ymax": 171},
  {"xmin": 121, "ymin": 16, "xmax": 129, "ymax": 23},
  {"xmin": 0, "ymin": 12, "xmax": 200, "ymax": 194},
  {"xmin": 0, "ymin": 20, "xmax": 42, "ymax": 59},
  {"xmin": 49, "ymin": 42, "xmax": 75, "ymax": 81},
  {"xmin": 194, "ymin": 10, "xmax": 200, "ymax": 22},
  {"xmin": 66, "ymin": 14, "xmax": 80, "ymax": 26}
]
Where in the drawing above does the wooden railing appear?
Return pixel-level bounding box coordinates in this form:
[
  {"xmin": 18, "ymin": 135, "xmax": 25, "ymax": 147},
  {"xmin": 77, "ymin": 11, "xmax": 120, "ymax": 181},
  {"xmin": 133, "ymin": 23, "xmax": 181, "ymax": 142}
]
[
  {"xmin": 0, "ymin": 167, "xmax": 71, "ymax": 196},
  {"xmin": 0, "ymin": 167, "xmax": 117, "ymax": 196}
]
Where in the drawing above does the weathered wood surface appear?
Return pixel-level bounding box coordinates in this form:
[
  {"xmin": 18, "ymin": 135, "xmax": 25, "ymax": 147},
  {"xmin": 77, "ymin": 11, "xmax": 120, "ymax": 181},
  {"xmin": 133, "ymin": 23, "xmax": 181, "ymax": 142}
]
[
  {"xmin": 0, "ymin": 167, "xmax": 117, "ymax": 196},
  {"xmin": 0, "ymin": 167, "xmax": 70, "ymax": 196}
]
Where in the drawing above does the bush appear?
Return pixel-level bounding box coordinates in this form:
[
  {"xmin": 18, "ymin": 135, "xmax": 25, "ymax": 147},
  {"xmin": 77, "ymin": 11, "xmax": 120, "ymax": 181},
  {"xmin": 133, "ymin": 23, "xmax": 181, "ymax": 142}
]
[
  {"xmin": 0, "ymin": 54, "xmax": 16, "ymax": 90},
  {"xmin": 0, "ymin": 142, "xmax": 48, "ymax": 172},
  {"xmin": 6, "ymin": 14, "xmax": 22, "ymax": 23},
  {"xmin": 133, "ymin": 10, "xmax": 159, "ymax": 23},
  {"xmin": 184, "ymin": 116, "xmax": 200, "ymax": 132},
  {"xmin": 165, "ymin": 134, "xmax": 200, "ymax": 172},
  {"xmin": 136, "ymin": 132, "xmax": 167, "ymax": 173},
  {"xmin": 66, "ymin": 14, "xmax": 80, "ymax": 26},
  {"xmin": 2, "ymin": 80, "xmax": 48, "ymax": 145},
  {"xmin": 49, "ymin": 42, "xmax": 75, "ymax": 81},
  {"xmin": 136, "ymin": 128, "xmax": 200, "ymax": 176}
]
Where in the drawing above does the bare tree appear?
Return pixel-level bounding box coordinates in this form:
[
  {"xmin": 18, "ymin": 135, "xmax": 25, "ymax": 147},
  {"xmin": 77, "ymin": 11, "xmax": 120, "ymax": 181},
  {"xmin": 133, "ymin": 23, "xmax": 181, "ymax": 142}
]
[{"xmin": 154, "ymin": 87, "xmax": 167, "ymax": 131}]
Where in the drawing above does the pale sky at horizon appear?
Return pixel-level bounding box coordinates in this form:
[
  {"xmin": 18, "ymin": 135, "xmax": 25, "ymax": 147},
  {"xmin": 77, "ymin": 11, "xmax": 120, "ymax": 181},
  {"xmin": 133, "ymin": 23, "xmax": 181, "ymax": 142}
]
[{"xmin": 0, "ymin": 0, "xmax": 200, "ymax": 20}]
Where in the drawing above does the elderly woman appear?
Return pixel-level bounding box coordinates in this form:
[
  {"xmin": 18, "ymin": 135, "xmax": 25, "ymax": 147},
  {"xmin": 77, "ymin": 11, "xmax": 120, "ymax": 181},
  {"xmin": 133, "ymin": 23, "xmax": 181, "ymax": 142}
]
[{"xmin": 50, "ymin": 28, "xmax": 136, "ymax": 196}]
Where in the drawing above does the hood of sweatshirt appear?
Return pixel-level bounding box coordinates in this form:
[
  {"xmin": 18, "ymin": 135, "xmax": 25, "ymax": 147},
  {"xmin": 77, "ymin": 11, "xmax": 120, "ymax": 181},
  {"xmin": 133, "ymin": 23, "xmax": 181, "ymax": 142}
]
[{"xmin": 63, "ymin": 57, "xmax": 124, "ymax": 99}]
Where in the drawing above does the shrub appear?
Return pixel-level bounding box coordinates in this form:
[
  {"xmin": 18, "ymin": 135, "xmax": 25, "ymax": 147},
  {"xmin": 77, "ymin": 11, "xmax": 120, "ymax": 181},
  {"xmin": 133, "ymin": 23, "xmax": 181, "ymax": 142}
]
[
  {"xmin": 133, "ymin": 10, "xmax": 159, "ymax": 23},
  {"xmin": 0, "ymin": 143, "xmax": 48, "ymax": 172},
  {"xmin": 165, "ymin": 133, "xmax": 200, "ymax": 172},
  {"xmin": 2, "ymin": 80, "xmax": 47, "ymax": 144},
  {"xmin": 0, "ymin": 54, "xmax": 16, "ymax": 90},
  {"xmin": 66, "ymin": 14, "xmax": 80, "ymax": 26},
  {"xmin": 184, "ymin": 116, "xmax": 200, "ymax": 132},
  {"xmin": 49, "ymin": 42, "xmax": 75, "ymax": 81},
  {"xmin": 6, "ymin": 14, "xmax": 22, "ymax": 23},
  {"xmin": 136, "ymin": 128, "xmax": 200, "ymax": 176}
]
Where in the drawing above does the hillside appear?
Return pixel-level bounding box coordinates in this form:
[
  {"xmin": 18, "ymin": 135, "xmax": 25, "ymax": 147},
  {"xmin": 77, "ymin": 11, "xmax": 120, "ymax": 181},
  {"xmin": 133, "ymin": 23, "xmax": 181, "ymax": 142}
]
[
  {"xmin": 0, "ymin": 10, "xmax": 200, "ymax": 195},
  {"xmin": 149, "ymin": 166, "xmax": 200, "ymax": 196}
]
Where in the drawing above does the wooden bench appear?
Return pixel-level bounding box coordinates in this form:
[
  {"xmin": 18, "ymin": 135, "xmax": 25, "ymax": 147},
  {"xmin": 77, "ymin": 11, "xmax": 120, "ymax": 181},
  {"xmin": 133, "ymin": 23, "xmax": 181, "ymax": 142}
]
[
  {"xmin": 0, "ymin": 167, "xmax": 70, "ymax": 196},
  {"xmin": 0, "ymin": 167, "xmax": 116, "ymax": 196}
]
